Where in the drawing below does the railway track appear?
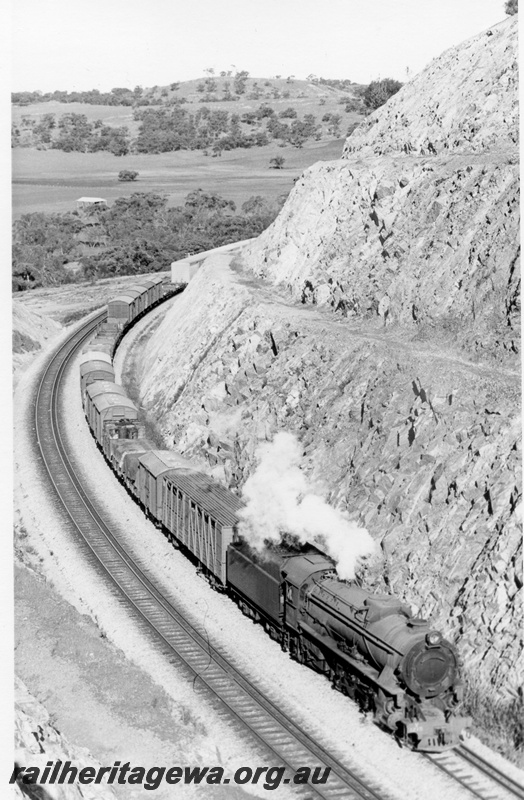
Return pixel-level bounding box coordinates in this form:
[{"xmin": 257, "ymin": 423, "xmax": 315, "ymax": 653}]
[
  {"xmin": 32, "ymin": 307, "xmax": 524, "ymax": 800},
  {"xmin": 426, "ymin": 743, "xmax": 524, "ymax": 799},
  {"xmin": 33, "ymin": 310, "xmax": 395, "ymax": 800}
]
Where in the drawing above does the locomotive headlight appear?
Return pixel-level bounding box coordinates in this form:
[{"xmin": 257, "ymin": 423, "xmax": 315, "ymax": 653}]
[{"xmin": 426, "ymin": 631, "xmax": 442, "ymax": 647}]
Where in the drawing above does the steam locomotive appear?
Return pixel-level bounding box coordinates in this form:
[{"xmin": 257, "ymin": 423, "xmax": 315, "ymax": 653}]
[{"xmin": 79, "ymin": 274, "xmax": 470, "ymax": 752}]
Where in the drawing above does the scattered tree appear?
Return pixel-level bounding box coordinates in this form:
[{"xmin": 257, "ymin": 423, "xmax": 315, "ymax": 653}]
[
  {"xmin": 118, "ymin": 170, "xmax": 139, "ymax": 181},
  {"xmin": 204, "ymin": 76, "xmax": 217, "ymax": 93},
  {"xmin": 279, "ymin": 107, "xmax": 298, "ymax": 118},
  {"xmin": 505, "ymin": 0, "xmax": 518, "ymax": 13},
  {"xmin": 234, "ymin": 70, "xmax": 250, "ymax": 95},
  {"xmin": 269, "ymin": 156, "xmax": 285, "ymax": 169}
]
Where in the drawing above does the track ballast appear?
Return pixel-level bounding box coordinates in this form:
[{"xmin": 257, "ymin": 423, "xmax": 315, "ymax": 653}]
[{"xmin": 34, "ymin": 310, "xmax": 397, "ymax": 800}]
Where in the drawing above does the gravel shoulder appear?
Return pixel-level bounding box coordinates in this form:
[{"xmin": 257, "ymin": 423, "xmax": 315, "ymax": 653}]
[{"xmin": 13, "ymin": 280, "xmax": 522, "ymax": 798}]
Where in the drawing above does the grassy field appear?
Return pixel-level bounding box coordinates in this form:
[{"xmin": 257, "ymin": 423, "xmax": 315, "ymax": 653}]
[
  {"xmin": 12, "ymin": 77, "xmax": 360, "ymax": 217},
  {"xmin": 12, "ymin": 101, "xmax": 139, "ymax": 131},
  {"xmin": 12, "ymin": 139, "xmax": 346, "ymax": 217}
]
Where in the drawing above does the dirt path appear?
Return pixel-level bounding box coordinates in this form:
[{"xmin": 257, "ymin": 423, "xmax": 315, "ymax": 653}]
[{"xmin": 233, "ymin": 257, "xmax": 520, "ymax": 386}]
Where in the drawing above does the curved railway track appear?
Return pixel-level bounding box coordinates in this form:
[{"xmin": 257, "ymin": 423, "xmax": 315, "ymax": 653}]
[
  {"xmin": 33, "ymin": 311, "xmax": 394, "ymax": 800},
  {"xmin": 32, "ymin": 306, "xmax": 523, "ymax": 800}
]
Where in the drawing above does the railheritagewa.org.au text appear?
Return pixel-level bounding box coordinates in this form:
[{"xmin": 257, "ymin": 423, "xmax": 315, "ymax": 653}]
[{"xmin": 10, "ymin": 761, "xmax": 331, "ymax": 791}]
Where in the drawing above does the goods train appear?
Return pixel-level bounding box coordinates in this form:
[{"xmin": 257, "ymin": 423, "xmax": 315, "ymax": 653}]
[{"xmin": 79, "ymin": 273, "xmax": 470, "ymax": 752}]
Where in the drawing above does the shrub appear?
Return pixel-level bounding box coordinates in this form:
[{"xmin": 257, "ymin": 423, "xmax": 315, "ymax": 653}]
[
  {"xmin": 363, "ymin": 78, "xmax": 403, "ymax": 110},
  {"xmin": 118, "ymin": 170, "xmax": 139, "ymax": 182}
]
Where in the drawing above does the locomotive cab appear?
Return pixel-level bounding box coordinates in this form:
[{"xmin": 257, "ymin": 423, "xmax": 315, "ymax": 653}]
[{"xmin": 281, "ymin": 550, "xmax": 337, "ymax": 634}]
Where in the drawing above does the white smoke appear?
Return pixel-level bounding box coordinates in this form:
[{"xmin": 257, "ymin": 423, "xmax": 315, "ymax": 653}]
[{"xmin": 237, "ymin": 432, "xmax": 376, "ymax": 580}]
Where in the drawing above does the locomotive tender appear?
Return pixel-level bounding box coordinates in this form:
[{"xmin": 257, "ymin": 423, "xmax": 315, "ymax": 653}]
[{"xmin": 79, "ymin": 274, "xmax": 470, "ymax": 752}]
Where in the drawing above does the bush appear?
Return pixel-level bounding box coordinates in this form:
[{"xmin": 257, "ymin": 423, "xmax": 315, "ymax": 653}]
[
  {"xmin": 279, "ymin": 107, "xmax": 298, "ymax": 119},
  {"xmin": 344, "ymin": 98, "xmax": 364, "ymax": 113},
  {"xmin": 118, "ymin": 170, "xmax": 139, "ymax": 182},
  {"xmin": 363, "ymin": 78, "xmax": 403, "ymax": 110},
  {"xmin": 505, "ymin": 0, "xmax": 518, "ymax": 13}
]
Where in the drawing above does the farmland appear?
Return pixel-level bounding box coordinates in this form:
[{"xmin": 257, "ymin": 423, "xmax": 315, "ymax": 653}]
[
  {"xmin": 12, "ymin": 138, "xmax": 346, "ymax": 218},
  {"xmin": 12, "ymin": 76, "xmax": 364, "ymax": 216}
]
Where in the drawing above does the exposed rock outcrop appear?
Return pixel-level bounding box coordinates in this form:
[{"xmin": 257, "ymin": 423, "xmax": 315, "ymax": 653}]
[
  {"xmin": 136, "ymin": 16, "xmax": 521, "ymax": 726},
  {"xmin": 244, "ymin": 154, "xmax": 519, "ymax": 361},
  {"xmin": 138, "ymin": 256, "xmax": 521, "ymax": 700},
  {"xmin": 244, "ymin": 17, "xmax": 519, "ymax": 365},
  {"xmin": 344, "ymin": 20, "xmax": 518, "ymax": 158}
]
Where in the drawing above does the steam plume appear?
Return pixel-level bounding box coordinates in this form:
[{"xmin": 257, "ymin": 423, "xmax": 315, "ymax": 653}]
[{"xmin": 238, "ymin": 432, "xmax": 376, "ymax": 579}]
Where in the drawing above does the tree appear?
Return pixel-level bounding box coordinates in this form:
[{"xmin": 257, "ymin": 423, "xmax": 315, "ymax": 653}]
[
  {"xmin": 33, "ymin": 113, "xmax": 56, "ymax": 144},
  {"xmin": 505, "ymin": 0, "xmax": 518, "ymax": 13},
  {"xmin": 257, "ymin": 103, "xmax": 275, "ymax": 119},
  {"xmin": 118, "ymin": 170, "xmax": 139, "ymax": 181},
  {"xmin": 109, "ymin": 127, "xmax": 131, "ymax": 156},
  {"xmin": 184, "ymin": 188, "xmax": 235, "ymax": 214},
  {"xmin": 234, "ymin": 70, "xmax": 249, "ymax": 95},
  {"xmin": 363, "ymin": 78, "xmax": 403, "ymax": 110},
  {"xmin": 53, "ymin": 113, "xmax": 93, "ymax": 151},
  {"xmin": 279, "ymin": 107, "xmax": 298, "ymax": 119},
  {"xmin": 269, "ymin": 156, "xmax": 285, "ymax": 169},
  {"xmin": 328, "ymin": 113, "xmax": 342, "ymax": 136},
  {"xmin": 12, "ymin": 211, "xmax": 83, "ymax": 289},
  {"xmin": 241, "ymin": 195, "xmax": 270, "ymax": 215},
  {"xmin": 204, "ymin": 76, "xmax": 217, "ymax": 93}
]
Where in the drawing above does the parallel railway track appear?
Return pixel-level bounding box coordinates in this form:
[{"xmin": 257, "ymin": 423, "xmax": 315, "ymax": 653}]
[
  {"xmin": 32, "ymin": 307, "xmax": 524, "ymax": 800},
  {"xmin": 33, "ymin": 311, "xmax": 393, "ymax": 800}
]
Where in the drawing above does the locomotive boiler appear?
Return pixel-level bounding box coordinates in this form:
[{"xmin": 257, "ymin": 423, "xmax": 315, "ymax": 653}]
[
  {"xmin": 228, "ymin": 541, "xmax": 468, "ymax": 751},
  {"xmin": 294, "ymin": 572, "xmax": 465, "ymax": 750},
  {"xmin": 78, "ymin": 274, "xmax": 471, "ymax": 752}
]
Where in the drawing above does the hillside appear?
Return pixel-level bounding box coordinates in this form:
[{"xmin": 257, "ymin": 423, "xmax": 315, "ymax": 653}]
[
  {"xmin": 12, "ymin": 76, "xmax": 363, "ymax": 115},
  {"xmin": 245, "ymin": 19, "xmax": 519, "ymax": 365},
  {"xmin": 12, "ymin": 76, "xmax": 365, "ymax": 153},
  {"xmin": 133, "ymin": 17, "xmax": 521, "ymax": 753}
]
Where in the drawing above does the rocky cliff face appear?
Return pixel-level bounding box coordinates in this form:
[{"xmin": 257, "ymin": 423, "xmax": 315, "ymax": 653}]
[
  {"xmin": 244, "ymin": 18, "xmax": 519, "ymax": 365},
  {"xmin": 136, "ymin": 17, "xmax": 521, "ymax": 738},
  {"xmin": 344, "ymin": 19, "xmax": 518, "ymax": 158}
]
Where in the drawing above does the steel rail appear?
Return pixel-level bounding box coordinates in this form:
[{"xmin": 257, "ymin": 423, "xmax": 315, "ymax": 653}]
[
  {"xmin": 457, "ymin": 744, "xmax": 524, "ymax": 799},
  {"xmin": 32, "ymin": 310, "xmax": 394, "ymax": 800},
  {"xmin": 425, "ymin": 743, "xmax": 524, "ymax": 800}
]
